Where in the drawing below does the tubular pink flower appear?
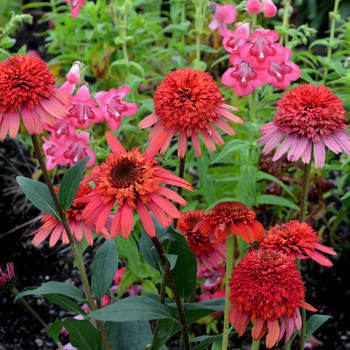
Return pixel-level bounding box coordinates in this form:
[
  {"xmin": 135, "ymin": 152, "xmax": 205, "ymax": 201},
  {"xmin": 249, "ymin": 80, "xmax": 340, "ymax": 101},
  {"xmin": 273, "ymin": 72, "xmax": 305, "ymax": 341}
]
[
  {"xmin": 209, "ymin": 2, "xmax": 237, "ymax": 36},
  {"xmin": 0, "ymin": 262, "xmax": 17, "ymax": 294},
  {"xmin": 222, "ymin": 58, "xmax": 265, "ymax": 97},
  {"xmin": 95, "ymin": 87, "xmax": 138, "ymax": 132},
  {"xmin": 197, "ymin": 262, "xmax": 225, "ymax": 290},
  {"xmin": 29, "ymin": 185, "xmax": 111, "ymax": 247},
  {"xmin": 67, "ymin": 62, "xmax": 81, "ymax": 85},
  {"xmin": 258, "ymin": 48, "xmax": 301, "ymax": 89},
  {"xmin": 229, "ymin": 250, "xmax": 317, "ymax": 348},
  {"xmin": 246, "ymin": 0, "xmax": 262, "ymax": 14},
  {"xmin": 66, "ymin": 85, "xmax": 103, "ymax": 129},
  {"xmin": 0, "ymin": 55, "xmax": 69, "ymax": 140},
  {"xmin": 76, "ymin": 131, "xmax": 193, "ymax": 239},
  {"xmin": 240, "ymin": 29, "xmax": 286, "ymax": 70},
  {"xmin": 262, "ymin": 0, "xmax": 277, "ymax": 17},
  {"xmin": 42, "ymin": 120, "xmax": 77, "ymax": 144},
  {"xmin": 63, "ymin": 0, "xmax": 85, "ymax": 18},
  {"xmin": 260, "ymin": 220, "xmax": 337, "ymax": 266},
  {"xmin": 138, "ymin": 69, "xmax": 242, "ymax": 158},
  {"xmin": 257, "ymin": 84, "xmax": 350, "ymax": 169},
  {"xmin": 223, "ymin": 23, "xmax": 250, "ymax": 63}
]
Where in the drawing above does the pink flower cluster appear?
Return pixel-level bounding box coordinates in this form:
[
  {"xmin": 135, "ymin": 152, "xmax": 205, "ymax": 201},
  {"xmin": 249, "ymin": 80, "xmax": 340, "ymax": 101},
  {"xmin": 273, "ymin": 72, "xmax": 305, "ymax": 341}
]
[
  {"xmin": 222, "ymin": 25, "xmax": 301, "ymax": 96},
  {"xmin": 42, "ymin": 64, "xmax": 138, "ymax": 170},
  {"xmin": 247, "ymin": 0, "xmax": 277, "ymax": 17}
]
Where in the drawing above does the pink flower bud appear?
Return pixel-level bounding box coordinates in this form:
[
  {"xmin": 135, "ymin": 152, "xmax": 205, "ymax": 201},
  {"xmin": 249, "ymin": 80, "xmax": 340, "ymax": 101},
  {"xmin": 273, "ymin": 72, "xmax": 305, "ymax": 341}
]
[
  {"xmin": 246, "ymin": 0, "xmax": 262, "ymax": 14},
  {"xmin": 262, "ymin": 0, "xmax": 277, "ymax": 17},
  {"xmin": 67, "ymin": 62, "xmax": 81, "ymax": 85}
]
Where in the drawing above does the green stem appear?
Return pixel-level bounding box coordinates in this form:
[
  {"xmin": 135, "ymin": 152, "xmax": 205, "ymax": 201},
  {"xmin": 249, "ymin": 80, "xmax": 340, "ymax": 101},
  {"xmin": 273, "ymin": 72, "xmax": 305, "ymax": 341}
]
[
  {"xmin": 222, "ymin": 236, "xmax": 235, "ymax": 350},
  {"xmin": 283, "ymin": 334, "xmax": 293, "ymax": 350},
  {"xmin": 251, "ymin": 339, "xmax": 261, "ymax": 350},
  {"xmin": 173, "ymin": 155, "xmax": 186, "ymax": 228},
  {"xmin": 50, "ymin": 0, "xmax": 57, "ymax": 16},
  {"xmin": 151, "ymin": 236, "xmax": 191, "ymax": 350},
  {"xmin": 323, "ymin": 0, "xmax": 341, "ymax": 84},
  {"xmin": 194, "ymin": 0, "xmax": 207, "ymax": 69},
  {"xmin": 280, "ymin": 0, "xmax": 291, "ymax": 46},
  {"xmin": 12, "ymin": 288, "xmax": 64, "ymax": 350},
  {"xmin": 30, "ymin": 135, "xmax": 112, "ymax": 350},
  {"xmin": 248, "ymin": 90, "xmax": 257, "ymax": 165},
  {"xmin": 300, "ymin": 307, "xmax": 307, "ymax": 350},
  {"xmin": 181, "ymin": 1, "xmax": 186, "ymax": 67}
]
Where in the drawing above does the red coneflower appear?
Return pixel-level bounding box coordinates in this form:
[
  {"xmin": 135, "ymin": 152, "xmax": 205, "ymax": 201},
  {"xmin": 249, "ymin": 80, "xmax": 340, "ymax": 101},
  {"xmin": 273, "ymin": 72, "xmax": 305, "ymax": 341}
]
[
  {"xmin": 176, "ymin": 210, "xmax": 226, "ymax": 270},
  {"xmin": 138, "ymin": 68, "xmax": 243, "ymax": 158},
  {"xmin": 0, "ymin": 55, "xmax": 69, "ymax": 140},
  {"xmin": 0, "ymin": 262, "xmax": 18, "ymax": 295},
  {"xmin": 260, "ymin": 220, "xmax": 337, "ymax": 267},
  {"xmin": 194, "ymin": 201, "xmax": 264, "ymax": 244},
  {"xmin": 228, "ymin": 249, "xmax": 317, "ymax": 348},
  {"xmin": 29, "ymin": 184, "xmax": 111, "ymax": 247},
  {"xmin": 78, "ymin": 131, "xmax": 193, "ymax": 239},
  {"xmin": 257, "ymin": 84, "xmax": 350, "ymax": 169}
]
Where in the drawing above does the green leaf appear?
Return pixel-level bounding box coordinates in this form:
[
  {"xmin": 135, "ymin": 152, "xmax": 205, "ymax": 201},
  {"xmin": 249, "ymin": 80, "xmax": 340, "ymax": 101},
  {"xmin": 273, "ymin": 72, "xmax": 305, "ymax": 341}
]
[
  {"xmin": 305, "ymin": 314, "xmax": 332, "ymax": 338},
  {"xmin": 191, "ymin": 332, "xmax": 237, "ymax": 350},
  {"xmin": 48, "ymin": 320, "xmax": 63, "ymax": 342},
  {"xmin": 103, "ymin": 320, "xmax": 154, "ymax": 350},
  {"xmin": 300, "ymin": 70, "xmax": 316, "ymax": 84},
  {"xmin": 211, "ymin": 140, "xmax": 249, "ymax": 165},
  {"xmin": 61, "ymin": 318, "xmax": 102, "ymax": 350},
  {"xmin": 45, "ymin": 294, "xmax": 87, "ymax": 317},
  {"xmin": 256, "ymin": 195, "xmax": 300, "ymax": 211},
  {"xmin": 58, "ymin": 156, "xmax": 91, "ymax": 211},
  {"xmin": 240, "ymin": 165, "xmax": 257, "ymax": 205},
  {"xmin": 91, "ymin": 239, "xmax": 119, "ymax": 301},
  {"xmin": 166, "ymin": 239, "xmax": 197, "ymax": 299},
  {"xmin": 14, "ymin": 282, "xmax": 86, "ymax": 303},
  {"xmin": 87, "ymin": 296, "xmax": 178, "ymax": 322},
  {"xmin": 164, "ymin": 254, "xmax": 178, "ymax": 270},
  {"xmin": 16, "ymin": 177, "xmax": 60, "ymax": 221}
]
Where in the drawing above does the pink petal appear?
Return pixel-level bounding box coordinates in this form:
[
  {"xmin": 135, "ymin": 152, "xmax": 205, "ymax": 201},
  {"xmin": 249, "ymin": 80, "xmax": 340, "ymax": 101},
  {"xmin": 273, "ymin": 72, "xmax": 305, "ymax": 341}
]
[
  {"xmin": 259, "ymin": 121, "xmax": 277, "ymax": 134},
  {"xmin": 323, "ymin": 135, "xmax": 342, "ymax": 154},
  {"xmin": 6, "ymin": 110, "xmax": 20, "ymax": 138},
  {"xmin": 272, "ymin": 134, "xmax": 294, "ymax": 161},
  {"xmin": 201, "ymin": 128, "xmax": 216, "ymax": 153},
  {"xmin": 96, "ymin": 199, "xmax": 115, "ymax": 233},
  {"xmin": 148, "ymin": 192, "xmax": 180, "ymax": 218},
  {"xmin": 21, "ymin": 105, "xmax": 43, "ymax": 134},
  {"xmin": 160, "ymin": 129, "xmax": 174, "ymax": 154},
  {"xmin": 82, "ymin": 224, "xmax": 93, "ymax": 246},
  {"xmin": 136, "ymin": 199, "xmax": 156, "ymax": 237},
  {"xmin": 217, "ymin": 108, "xmax": 243, "ymax": 124},
  {"xmin": 214, "ymin": 118, "xmax": 236, "ymax": 137},
  {"xmin": 111, "ymin": 209, "xmax": 122, "ymax": 239},
  {"xmin": 290, "ymin": 136, "xmax": 309, "ymax": 162},
  {"xmin": 76, "ymin": 85, "xmax": 90, "ymax": 101},
  {"xmin": 70, "ymin": 218, "xmax": 83, "ymax": 241},
  {"xmin": 178, "ymin": 131, "xmax": 187, "ymax": 158},
  {"xmin": 313, "ymin": 139, "xmax": 326, "ymax": 169},
  {"xmin": 285, "ymin": 316, "xmax": 294, "ymax": 342},
  {"xmin": 49, "ymin": 224, "xmax": 64, "ymax": 247},
  {"xmin": 332, "ymin": 130, "xmax": 350, "ymax": 156},
  {"xmin": 301, "ymin": 138, "xmax": 312, "ymax": 164},
  {"xmin": 191, "ymin": 133, "xmax": 202, "ymax": 157},
  {"xmin": 266, "ymin": 319, "xmax": 280, "ymax": 348},
  {"xmin": 145, "ymin": 129, "xmax": 167, "ymax": 160},
  {"xmin": 313, "ymin": 242, "xmax": 337, "ymax": 255},
  {"xmin": 138, "ymin": 113, "xmax": 159, "ymax": 129},
  {"xmin": 120, "ymin": 101, "xmax": 138, "ymax": 117},
  {"xmin": 40, "ymin": 96, "xmax": 68, "ymax": 118},
  {"xmin": 148, "ymin": 121, "xmax": 164, "ymax": 141},
  {"xmin": 156, "ymin": 186, "xmax": 187, "ymax": 205},
  {"xmin": 147, "ymin": 201, "xmax": 169, "ymax": 227},
  {"xmin": 105, "ymin": 131, "xmax": 125, "ymax": 153},
  {"xmin": 261, "ymin": 130, "xmax": 286, "ymax": 154},
  {"xmin": 121, "ymin": 203, "xmax": 133, "ymax": 239}
]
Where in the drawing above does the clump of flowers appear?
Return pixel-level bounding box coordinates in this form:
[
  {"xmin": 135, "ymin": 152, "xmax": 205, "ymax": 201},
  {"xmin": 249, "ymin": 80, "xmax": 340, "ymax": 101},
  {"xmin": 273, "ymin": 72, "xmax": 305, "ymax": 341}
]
[
  {"xmin": 0, "ymin": 55, "xmax": 69, "ymax": 140},
  {"xmin": 176, "ymin": 210, "xmax": 226, "ymax": 270},
  {"xmin": 29, "ymin": 184, "xmax": 111, "ymax": 247},
  {"xmin": 209, "ymin": 2, "xmax": 237, "ymax": 36},
  {"xmin": 138, "ymin": 68, "xmax": 243, "ymax": 158},
  {"xmin": 257, "ymin": 84, "xmax": 350, "ymax": 168},
  {"xmin": 260, "ymin": 220, "xmax": 337, "ymax": 266},
  {"xmin": 228, "ymin": 249, "xmax": 316, "ymax": 348},
  {"xmin": 77, "ymin": 131, "xmax": 192, "ymax": 239},
  {"xmin": 194, "ymin": 201, "xmax": 264, "ymax": 243},
  {"xmin": 0, "ymin": 262, "xmax": 18, "ymax": 295}
]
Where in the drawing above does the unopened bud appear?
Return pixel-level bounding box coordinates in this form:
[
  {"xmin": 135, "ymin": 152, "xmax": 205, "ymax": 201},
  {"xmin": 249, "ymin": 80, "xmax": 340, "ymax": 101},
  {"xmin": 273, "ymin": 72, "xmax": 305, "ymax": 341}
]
[{"xmin": 67, "ymin": 62, "xmax": 82, "ymax": 85}]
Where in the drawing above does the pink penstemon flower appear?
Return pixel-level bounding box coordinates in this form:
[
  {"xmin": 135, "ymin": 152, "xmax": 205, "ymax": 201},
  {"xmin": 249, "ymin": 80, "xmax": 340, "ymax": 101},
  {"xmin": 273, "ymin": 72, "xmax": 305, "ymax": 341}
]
[
  {"xmin": 63, "ymin": 0, "xmax": 85, "ymax": 18},
  {"xmin": 246, "ymin": 0, "xmax": 262, "ymax": 14},
  {"xmin": 257, "ymin": 84, "xmax": 350, "ymax": 169},
  {"xmin": 240, "ymin": 29, "xmax": 286, "ymax": 70},
  {"xmin": 138, "ymin": 68, "xmax": 243, "ymax": 158},
  {"xmin": 197, "ymin": 262, "xmax": 225, "ymax": 291},
  {"xmin": 66, "ymin": 62, "xmax": 82, "ymax": 85},
  {"xmin": 262, "ymin": 0, "xmax": 277, "ymax": 17},
  {"xmin": 208, "ymin": 2, "xmax": 237, "ymax": 36},
  {"xmin": 258, "ymin": 47, "xmax": 301, "ymax": 89},
  {"xmin": 95, "ymin": 87, "xmax": 138, "ymax": 132},
  {"xmin": 223, "ymin": 23, "xmax": 250, "ymax": 63},
  {"xmin": 75, "ymin": 131, "xmax": 193, "ymax": 239}
]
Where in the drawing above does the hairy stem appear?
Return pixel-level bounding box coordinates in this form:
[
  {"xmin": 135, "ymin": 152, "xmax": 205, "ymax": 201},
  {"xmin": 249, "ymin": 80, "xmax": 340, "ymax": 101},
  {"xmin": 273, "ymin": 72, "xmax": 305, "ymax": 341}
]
[
  {"xmin": 12, "ymin": 288, "xmax": 64, "ymax": 350},
  {"xmin": 323, "ymin": 0, "xmax": 341, "ymax": 84},
  {"xmin": 151, "ymin": 236, "xmax": 191, "ymax": 350},
  {"xmin": 222, "ymin": 236, "xmax": 235, "ymax": 350},
  {"xmin": 30, "ymin": 134, "xmax": 112, "ymax": 350},
  {"xmin": 173, "ymin": 155, "xmax": 186, "ymax": 228},
  {"xmin": 280, "ymin": 0, "xmax": 291, "ymax": 46}
]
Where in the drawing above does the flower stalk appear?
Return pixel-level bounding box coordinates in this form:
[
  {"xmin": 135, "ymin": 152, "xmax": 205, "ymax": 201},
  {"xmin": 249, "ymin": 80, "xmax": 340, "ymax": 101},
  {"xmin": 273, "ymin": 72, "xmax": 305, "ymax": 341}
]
[
  {"xmin": 280, "ymin": 0, "xmax": 291, "ymax": 46},
  {"xmin": 173, "ymin": 155, "xmax": 186, "ymax": 228},
  {"xmin": 222, "ymin": 235, "xmax": 235, "ymax": 350},
  {"xmin": 11, "ymin": 287, "xmax": 64, "ymax": 350},
  {"xmin": 248, "ymin": 90, "xmax": 257, "ymax": 165},
  {"xmin": 30, "ymin": 134, "xmax": 112, "ymax": 350},
  {"xmin": 193, "ymin": 0, "xmax": 208, "ymax": 69},
  {"xmin": 151, "ymin": 236, "xmax": 191, "ymax": 350},
  {"xmin": 251, "ymin": 339, "xmax": 260, "ymax": 350}
]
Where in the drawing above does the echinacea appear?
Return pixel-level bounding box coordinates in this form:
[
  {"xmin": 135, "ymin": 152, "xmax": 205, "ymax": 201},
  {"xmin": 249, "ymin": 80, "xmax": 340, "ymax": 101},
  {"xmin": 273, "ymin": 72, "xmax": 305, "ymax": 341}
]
[
  {"xmin": 0, "ymin": 262, "xmax": 18, "ymax": 295},
  {"xmin": 29, "ymin": 185, "xmax": 111, "ymax": 247},
  {"xmin": 194, "ymin": 201, "xmax": 264, "ymax": 243},
  {"xmin": 260, "ymin": 220, "xmax": 337, "ymax": 267},
  {"xmin": 176, "ymin": 210, "xmax": 226, "ymax": 270},
  {"xmin": 0, "ymin": 55, "xmax": 69, "ymax": 140},
  {"xmin": 228, "ymin": 249, "xmax": 316, "ymax": 348},
  {"xmin": 78, "ymin": 131, "xmax": 193, "ymax": 239},
  {"xmin": 257, "ymin": 84, "xmax": 350, "ymax": 169},
  {"xmin": 138, "ymin": 68, "xmax": 243, "ymax": 158}
]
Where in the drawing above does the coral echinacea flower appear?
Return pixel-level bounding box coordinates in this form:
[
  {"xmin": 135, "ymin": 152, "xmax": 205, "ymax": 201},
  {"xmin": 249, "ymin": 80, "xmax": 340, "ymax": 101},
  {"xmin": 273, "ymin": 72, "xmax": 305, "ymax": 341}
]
[
  {"xmin": 78, "ymin": 131, "xmax": 193, "ymax": 239},
  {"xmin": 138, "ymin": 68, "xmax": 243, "ymax": 158},
  {"xmin": 260, "ymin": 220, "xmax": 337, "ymax": 267},
  {"xmin": 0, "ymin": 55, "xmax": 69, "ymax": 140},
  {"xmin": 257, "ymin": 84, "xmax": 350, "ymax": 169},
  {"xmin": 228, "ymin": 249, "xmax": 317, "ymax": 348},
  {"xmin": 194, "ymin": 201, "xmax": 264, "ymax": 244}
]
